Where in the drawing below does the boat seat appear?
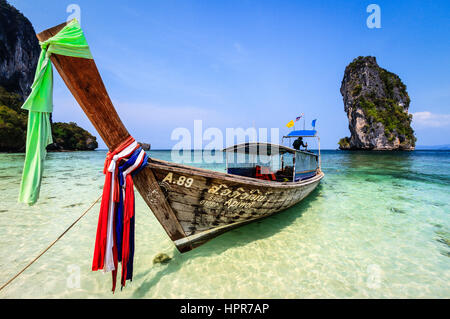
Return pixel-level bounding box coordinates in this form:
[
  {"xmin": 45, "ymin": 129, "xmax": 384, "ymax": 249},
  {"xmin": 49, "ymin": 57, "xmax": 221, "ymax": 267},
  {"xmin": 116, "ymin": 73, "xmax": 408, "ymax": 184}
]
[{"xmin": 255, "ymin": 165, "xmax": 276, "ymax": 181}]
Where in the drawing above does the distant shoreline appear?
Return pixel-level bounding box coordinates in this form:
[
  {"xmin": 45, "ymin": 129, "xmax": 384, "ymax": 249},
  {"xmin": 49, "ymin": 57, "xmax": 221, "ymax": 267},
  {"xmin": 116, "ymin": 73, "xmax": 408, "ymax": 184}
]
[{"xmin": 2, "ymin": 148, "xmax": 449, "ymax": 154}]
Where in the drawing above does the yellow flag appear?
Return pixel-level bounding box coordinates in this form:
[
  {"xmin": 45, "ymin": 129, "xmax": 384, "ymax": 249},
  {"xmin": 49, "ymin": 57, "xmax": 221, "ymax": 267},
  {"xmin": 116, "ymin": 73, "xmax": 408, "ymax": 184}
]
[{"xmin": 286, "ymin": 120, "xmax": 294, "ymax": 128}]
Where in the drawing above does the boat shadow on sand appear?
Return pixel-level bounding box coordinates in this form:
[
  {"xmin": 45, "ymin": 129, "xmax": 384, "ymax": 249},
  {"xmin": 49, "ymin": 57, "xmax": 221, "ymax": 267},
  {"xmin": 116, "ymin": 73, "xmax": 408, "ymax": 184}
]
[{"xmin": 131, "ymin": 184, "xmax": 324, "ymax": 297}]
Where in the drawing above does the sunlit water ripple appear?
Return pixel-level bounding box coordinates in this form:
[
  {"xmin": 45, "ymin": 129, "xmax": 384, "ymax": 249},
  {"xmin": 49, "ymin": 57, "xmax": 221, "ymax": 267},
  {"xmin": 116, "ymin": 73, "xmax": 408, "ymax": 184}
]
[{"xmin": 0, "ymin": 150, "xmax": 448, "ymax": 298}]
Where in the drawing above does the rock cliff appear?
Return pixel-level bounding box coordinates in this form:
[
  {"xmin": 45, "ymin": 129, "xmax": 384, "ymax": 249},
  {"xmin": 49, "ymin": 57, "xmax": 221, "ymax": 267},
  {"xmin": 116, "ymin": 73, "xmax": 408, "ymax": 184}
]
[
  {"xmin": 0, "ymin": 0, "xmax": 40, "ymax": 100},
  {"xmin": 338, "ymin": 56, "xmax": 415, "ymax": 150}
]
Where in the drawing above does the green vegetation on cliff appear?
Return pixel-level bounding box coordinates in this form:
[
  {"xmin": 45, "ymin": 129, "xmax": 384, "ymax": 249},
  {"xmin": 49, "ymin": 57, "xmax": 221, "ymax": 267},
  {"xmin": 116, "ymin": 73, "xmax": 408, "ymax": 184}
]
[
  {"xmin": 358, "ymin": 96, "xmax": 415, "ymax": 144},
  {"xmin": 0, "ymin": 86, "xmax": 26, "ymax": 151},
  {"xmin": 338, "ymin": 137, "xmax": 350, "ymax": 149},
  {"xmin": 51, "ymin": 122, "xmax": 98, "ymax": 151},
  {"xmin": 0, "ymin": 86, "xmax": 98, "ymax": 152}
]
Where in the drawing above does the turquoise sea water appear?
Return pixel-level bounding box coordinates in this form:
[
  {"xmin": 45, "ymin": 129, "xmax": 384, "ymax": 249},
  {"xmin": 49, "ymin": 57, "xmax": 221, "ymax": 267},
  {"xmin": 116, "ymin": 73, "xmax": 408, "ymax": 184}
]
[{"xmin": 0, "ymin": 150, "xmax": 448, "ymax": 298}]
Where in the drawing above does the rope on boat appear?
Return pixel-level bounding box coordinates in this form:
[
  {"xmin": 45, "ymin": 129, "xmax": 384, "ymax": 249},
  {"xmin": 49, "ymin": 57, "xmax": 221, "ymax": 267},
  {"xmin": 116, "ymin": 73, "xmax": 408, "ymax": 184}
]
[{"xmin": 0, "ymin": 195, "xmax": 102, "ymax": 292}]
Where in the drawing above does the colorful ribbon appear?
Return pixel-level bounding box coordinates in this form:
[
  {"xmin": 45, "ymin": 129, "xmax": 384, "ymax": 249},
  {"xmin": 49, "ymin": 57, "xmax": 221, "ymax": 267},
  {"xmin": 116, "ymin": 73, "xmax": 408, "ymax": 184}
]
[
  {"xmin": 92, "ymin": 136, "xmax": 148, "ymax": 292},
  {"xmin": 114, "ymin": 147, "xmax": 148, "ymax": 290}
]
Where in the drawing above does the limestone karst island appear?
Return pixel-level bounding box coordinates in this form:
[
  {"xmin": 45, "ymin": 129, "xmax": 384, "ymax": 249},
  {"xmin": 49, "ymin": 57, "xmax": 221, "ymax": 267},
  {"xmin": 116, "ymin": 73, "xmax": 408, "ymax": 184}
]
[{"xmin": 338, "ymin": 56, "xmax": 415, "ymax": 151}]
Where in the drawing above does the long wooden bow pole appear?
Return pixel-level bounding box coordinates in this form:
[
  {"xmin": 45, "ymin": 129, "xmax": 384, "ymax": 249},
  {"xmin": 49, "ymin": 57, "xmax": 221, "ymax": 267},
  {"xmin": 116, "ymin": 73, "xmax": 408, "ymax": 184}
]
[{"xmin": 37, "ymin": 22, "xmax": 190, "ymax": 251}]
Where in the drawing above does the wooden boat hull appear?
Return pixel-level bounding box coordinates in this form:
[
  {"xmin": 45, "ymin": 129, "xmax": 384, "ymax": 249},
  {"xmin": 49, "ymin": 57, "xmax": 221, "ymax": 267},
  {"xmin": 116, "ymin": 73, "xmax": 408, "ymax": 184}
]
[{"xmin": 146, "ymin": 158, "xmax": 324, "ymax": 250}]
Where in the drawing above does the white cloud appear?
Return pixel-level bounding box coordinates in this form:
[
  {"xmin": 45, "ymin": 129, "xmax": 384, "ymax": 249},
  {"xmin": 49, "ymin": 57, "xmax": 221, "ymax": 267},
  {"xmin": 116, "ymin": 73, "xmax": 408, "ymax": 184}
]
[{"xmin": 412, "ymin": 111, "xmax": 450, "ymax": 128}]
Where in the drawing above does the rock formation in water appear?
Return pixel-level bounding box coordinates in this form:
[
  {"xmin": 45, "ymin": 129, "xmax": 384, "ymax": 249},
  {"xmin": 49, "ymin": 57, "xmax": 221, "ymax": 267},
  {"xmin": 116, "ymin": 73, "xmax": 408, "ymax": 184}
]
[
  {"xmin": 138, "ymin": 142, "xmax": 151, "ymax": 151},
  {"xmin": 338, "ymin": 56, "xmax": 416, "ymax": 150},
  {"xmin": 47, "ymin": 122, "xmax": 98, "ymax": 151},
  {"xmin": 0, "ymin": 0, "xmax": 98, "ymax": 152},
  {"xmin": 153, "ymin": 253, "xmax": 171, "ymax": 264}
]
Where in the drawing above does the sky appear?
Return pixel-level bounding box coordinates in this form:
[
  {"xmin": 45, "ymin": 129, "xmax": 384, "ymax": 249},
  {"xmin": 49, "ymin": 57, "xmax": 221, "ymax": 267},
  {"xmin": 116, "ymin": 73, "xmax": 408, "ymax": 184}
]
[{"xmin": 9, "ymin": 0, "xmax": 450, "ymax": 149}]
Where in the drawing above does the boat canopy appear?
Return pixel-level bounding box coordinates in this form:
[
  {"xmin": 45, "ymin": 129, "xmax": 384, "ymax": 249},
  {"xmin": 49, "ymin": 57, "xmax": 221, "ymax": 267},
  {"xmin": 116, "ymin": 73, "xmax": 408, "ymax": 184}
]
[
  {"xmin": 223, "ymin": 142, "xmax": 295, "ymax": 155},
  {"xmin": 223, "ymin": 142, "xmax": 319, "ymax": 182},
  {"xmin": 284, "ymin": 130, "xmax": 317, "ymax": 138}
]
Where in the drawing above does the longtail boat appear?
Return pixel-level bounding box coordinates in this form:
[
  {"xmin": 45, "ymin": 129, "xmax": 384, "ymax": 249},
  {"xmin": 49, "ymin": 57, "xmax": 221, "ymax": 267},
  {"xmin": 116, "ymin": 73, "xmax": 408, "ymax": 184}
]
[{"xmin": 36, "ymin": 21, "xmax": 324, "ymax": 253}]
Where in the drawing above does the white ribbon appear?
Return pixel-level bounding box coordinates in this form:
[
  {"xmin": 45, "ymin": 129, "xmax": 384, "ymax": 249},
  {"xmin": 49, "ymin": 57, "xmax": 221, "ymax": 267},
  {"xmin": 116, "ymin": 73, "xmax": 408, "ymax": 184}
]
[{"xmin": 122, "ymin": 150, "xmax": 146, "ymax": 188}]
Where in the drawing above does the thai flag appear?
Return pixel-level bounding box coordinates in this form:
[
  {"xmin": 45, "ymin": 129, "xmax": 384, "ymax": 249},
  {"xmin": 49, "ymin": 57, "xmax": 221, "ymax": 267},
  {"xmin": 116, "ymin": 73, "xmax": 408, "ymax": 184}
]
[{"xmin": 295, "ymin": 113, "xmax": 304, "ymax": 122}]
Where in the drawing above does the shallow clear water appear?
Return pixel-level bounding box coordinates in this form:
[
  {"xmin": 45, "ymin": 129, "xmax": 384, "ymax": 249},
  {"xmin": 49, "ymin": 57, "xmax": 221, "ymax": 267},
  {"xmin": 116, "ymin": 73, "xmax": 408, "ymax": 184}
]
[{"xmin": 0, "ymin": 150, "xmax": 448, "ymax": 298}]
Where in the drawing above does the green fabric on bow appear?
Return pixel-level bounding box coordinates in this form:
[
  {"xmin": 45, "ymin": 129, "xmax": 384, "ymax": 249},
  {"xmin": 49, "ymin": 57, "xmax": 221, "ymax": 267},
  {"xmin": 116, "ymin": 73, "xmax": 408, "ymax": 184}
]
[{"xmin": 19, "ymin": 19, "xmax": 93, "ymax": 205}]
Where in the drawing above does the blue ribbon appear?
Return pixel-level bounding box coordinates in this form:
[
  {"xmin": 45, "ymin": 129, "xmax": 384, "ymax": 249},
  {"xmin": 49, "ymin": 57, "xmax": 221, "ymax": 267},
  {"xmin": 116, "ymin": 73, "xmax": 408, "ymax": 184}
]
[{"xmin": 114, "ymin": 147, "xmax": 148, "ymax": 282}]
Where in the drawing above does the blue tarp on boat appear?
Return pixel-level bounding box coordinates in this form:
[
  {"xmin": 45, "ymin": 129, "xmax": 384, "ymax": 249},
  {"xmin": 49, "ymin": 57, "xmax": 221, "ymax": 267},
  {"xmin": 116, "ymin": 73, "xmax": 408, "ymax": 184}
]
[{"xmin": 285, "ymin": 130, "xmax": 317, "ymax": 137}]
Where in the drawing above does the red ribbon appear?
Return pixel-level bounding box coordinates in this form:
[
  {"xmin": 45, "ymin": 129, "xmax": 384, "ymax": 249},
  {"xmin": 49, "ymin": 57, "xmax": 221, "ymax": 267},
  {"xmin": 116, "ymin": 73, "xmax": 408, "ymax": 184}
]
[{"xmin": 121, "ymin": 174, "xmax": 134, "ymax": 287}]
